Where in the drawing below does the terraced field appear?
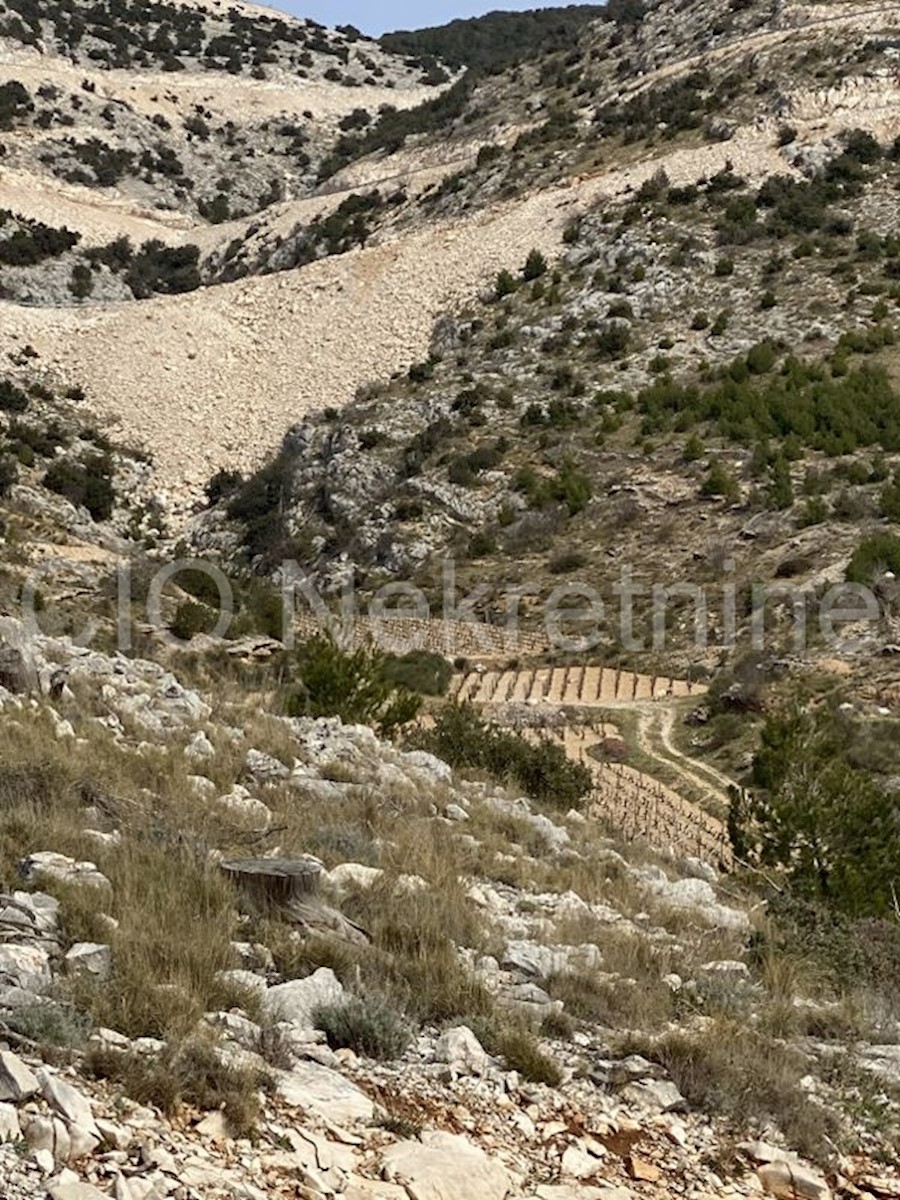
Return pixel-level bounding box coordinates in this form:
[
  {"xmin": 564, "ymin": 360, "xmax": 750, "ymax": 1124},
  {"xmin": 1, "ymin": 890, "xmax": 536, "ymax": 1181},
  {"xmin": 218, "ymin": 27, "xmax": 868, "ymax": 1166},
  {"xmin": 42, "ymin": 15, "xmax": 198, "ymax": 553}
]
[{"xmin": 451, "ymin": 665, "xmax": 707, "ymax": 706}]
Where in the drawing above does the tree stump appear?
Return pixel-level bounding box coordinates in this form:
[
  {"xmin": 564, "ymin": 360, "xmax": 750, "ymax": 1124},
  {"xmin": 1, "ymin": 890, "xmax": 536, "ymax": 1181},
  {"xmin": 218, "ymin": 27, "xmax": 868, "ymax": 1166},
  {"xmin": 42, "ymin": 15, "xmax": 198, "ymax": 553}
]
[
  {"xmin": 221, "ymin": 856, "xmax": 323, "ymax": 911},
  {"xmin": 221, "ymin": 856, "xmax": 370, "ymax": 945}
]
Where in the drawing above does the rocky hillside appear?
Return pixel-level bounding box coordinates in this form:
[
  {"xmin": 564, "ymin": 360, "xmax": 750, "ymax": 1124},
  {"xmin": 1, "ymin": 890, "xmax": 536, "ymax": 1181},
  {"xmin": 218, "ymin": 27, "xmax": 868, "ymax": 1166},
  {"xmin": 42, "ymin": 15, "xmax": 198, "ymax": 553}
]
[
  {"xmin": 0, "ymin": 0, "xmax": 447, "ymax": 305},
  {"xmin": 7, "ymin": 0, "xmax": 900, "ymax": 503},
  {"xmin": 2, "ymin": 1, "xmax": 900, "ymax": 1198}
]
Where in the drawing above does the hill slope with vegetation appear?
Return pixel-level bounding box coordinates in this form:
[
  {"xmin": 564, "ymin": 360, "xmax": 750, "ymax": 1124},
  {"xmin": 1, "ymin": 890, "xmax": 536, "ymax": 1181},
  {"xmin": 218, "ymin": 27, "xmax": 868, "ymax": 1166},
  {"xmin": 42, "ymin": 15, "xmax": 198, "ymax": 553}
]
[
  {"xmin": 380, "ymin": 4, "xmax": 606, "ymax": 73},
  {"xmin": 2, "ymin": 1, "xmax": 900, "ymax": 1196}
]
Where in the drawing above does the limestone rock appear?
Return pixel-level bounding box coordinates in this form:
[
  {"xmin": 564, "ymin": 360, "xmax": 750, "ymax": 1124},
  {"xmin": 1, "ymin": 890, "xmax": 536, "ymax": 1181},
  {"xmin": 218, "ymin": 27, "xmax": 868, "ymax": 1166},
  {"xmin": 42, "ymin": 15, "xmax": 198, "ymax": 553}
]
[
  {"xmin": 64, "ymin": 942, "xmax": 111, "ymax": 979},
  {"xmin": 48, "ymin": 1185, "xmax": 110, "ymax": 1200},
  {"xmin": 381, "ymin": 1132, "xmax": 512, "ymax": 1200},
  {"xmin": 619, "ymin": 1079, "xmax": 686, "ymax": 1112},
  {"xmin": 327, "ymin": 863, "xmax": 384, "ymax": 894},
  {"xmin": 263, "ymin": 967, "xmax": 344, "ymax": 1028},
  {"xmin": 0, "ymin": 944, "xmax": 52, "ymax": 991},
  {"xmin": 758, "ymin": 1161, "xmax": 831, "ymax": 1200},
  {"xmin": 20, "ymin": 851, "xmax": 111, "ymax": 891},
  {"xmin": 276, "ymin": 1061, "xmax": 375, "ymax": 1123},
  {"xmin": 217, "ymin": 785, "xmax": 273, "ymax": 828},
  {"xmin": 0, "ymin": 1051, "xmax": 40, "ymax": 1101},
  {"xmin": 185, "ymin": 730, "xmax": 215, "ymax": 761},
  {"xmin": 0, "ymin": 1101, "xmax": 22, "ymax": 1142},
  {"xmin": 436, "ymin": 1025, "xmax": 489, "ymax": 1075}
]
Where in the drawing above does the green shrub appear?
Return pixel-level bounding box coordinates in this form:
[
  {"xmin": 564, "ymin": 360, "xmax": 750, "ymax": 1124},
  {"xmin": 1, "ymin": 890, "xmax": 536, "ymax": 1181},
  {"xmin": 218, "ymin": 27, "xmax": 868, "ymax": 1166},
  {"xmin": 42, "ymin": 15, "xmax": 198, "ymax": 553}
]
[
  {"xmin": 125, "ymin": 240, "xmax": 200, "ymax": 298},
  {"xmin": 170, "ymin": 601, "xmax": 215, "ymax": 641},
  {"xmin": 846, "ymin": 532, "xmax": 900, "ymax": 583},
  {"xmin": 495, "ymin": 269, "xmax": 517, "ymax": 299},
  {"xmin": 0, "ymin": 455, "xmax": 17, "ymax": 498},
  {"xmin": 69, "ymin": 263, "xmax": 94, "ymax": 299},
  {"xmin": 683, "ymin": 433, "xmax": 704, "ymax": 462},
  {"xmin": 596, "ymin": 324, "xmax": 631, "ymax": 361},
  {"xmin": 0, "ymin": 80, "xmax": 33, "ymax": 128},
  {"xmin": 287, "ymin": 635, "xmax": 421, "ymax": 738},
  {"xmin": 206, "ymin": 468, "xmax": 243, "ymax": 506},
  {"xmin": 700, "ymin": 459, "xmax": 739, "ymax": 501},
  {"xmin": 5, "ymin": 1003, "xmax": 89, "ymax": 1051},
  {"xmin": 880, "ymin": 471, "xmax": 900, "ymax": 520},
  {"xmin": 43, "ymin": 454, "xmax": 115, "ymax": 521},
  {"xmin": 85, "ymin": 1040, "xmax": 271, "ymax": 1138},
  {"xmin": 548, "ymin": 549, "xmax": 587, "ymax": 574},
  {"xmin": 626, "ymin": 1023, "xmax": 837, "ymax": 1162},
  {"xmin": 731, "ymin": 705, "xmax": 900, "ymax": 917},
  {"xmin": 523, "ymin": 248, "xmax": 548, "ymax": 281},
  {"xmin": 767, "ymin": 455, "xmax": 793, "ymax": 510},
  {"xmin": 468, "ymin": 529, "xmax": 497, "ymax": 558},
  {"xmin": 381, "ymin": 650, "xmax": 453, "ymax": 696},
  {"xmin": 639, "ymin": 357, "xmax": 900, "ymax": 456},
  {"xmin": 418, "ymin": 703, "xmax": 592, "ymax": 809},
  {"xmin": 746, "ymin": 341, "xmax": 777, "ymax": 375},
  {"xmin": 0, "ymin": 380, "xmax": 29, "ymax": 413},
  {"xmin": 313, "ymin": 991, "xmax": 412, "ymax": 1061},
  {"xmin": 470, "ymin": 1018, "xmax": 561, "ymax": 1084}
]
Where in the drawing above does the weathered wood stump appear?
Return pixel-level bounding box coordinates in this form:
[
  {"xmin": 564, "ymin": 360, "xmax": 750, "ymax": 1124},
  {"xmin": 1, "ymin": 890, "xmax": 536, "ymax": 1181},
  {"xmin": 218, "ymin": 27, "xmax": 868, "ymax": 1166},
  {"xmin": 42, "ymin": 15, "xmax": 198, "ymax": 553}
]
[
  {"xmin": 221, "ymin": 857, "xmax": 323, "ymax": 910},
  {"xmin": 221, "ymin": 856, "xmax": 369, "ymax": 945}
]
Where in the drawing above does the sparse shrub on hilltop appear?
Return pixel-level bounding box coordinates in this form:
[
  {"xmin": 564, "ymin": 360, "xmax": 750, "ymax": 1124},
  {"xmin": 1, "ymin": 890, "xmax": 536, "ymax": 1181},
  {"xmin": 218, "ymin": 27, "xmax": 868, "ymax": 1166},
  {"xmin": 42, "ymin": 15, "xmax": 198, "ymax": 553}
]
[
  {"xmin": 0, "ymin": 380, "xmax": 30, "ymax": 413},
  {"xmin": 0, "ymin": 211, "xmax": 80, "ymax": 266},
  {"xmin": 381, "ymin": 649, "xmax": 453, "ymax": 696},
  {"xmin": 0, "ymin": 455, "xmax": 18, "ymax": 498},
  {"xmin": 379, "ymin": 6, "xmax": 605, "ymax": 73},
  {"xmin": 523, "ymin": 249, "xmax": 548, "ymax": 281},
  {"xmin": 169, "ymin": 600, "xmax": 216, "ymax": 641},
  {"xmin": 0, "ymin": 80, "xmax": 33, "ymax": 128}
]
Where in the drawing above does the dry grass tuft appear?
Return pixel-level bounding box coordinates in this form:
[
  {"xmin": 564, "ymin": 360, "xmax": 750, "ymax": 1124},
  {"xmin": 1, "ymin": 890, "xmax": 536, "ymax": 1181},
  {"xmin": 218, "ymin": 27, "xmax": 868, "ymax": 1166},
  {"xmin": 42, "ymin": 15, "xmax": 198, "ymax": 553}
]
[
  {"xmin": 84, "ymin": 1038, "xmax": 272, "ymax": 1137},
  {"xmin": 621, "ymin": 1021, "xmax": 839, "ymax": 1163}
]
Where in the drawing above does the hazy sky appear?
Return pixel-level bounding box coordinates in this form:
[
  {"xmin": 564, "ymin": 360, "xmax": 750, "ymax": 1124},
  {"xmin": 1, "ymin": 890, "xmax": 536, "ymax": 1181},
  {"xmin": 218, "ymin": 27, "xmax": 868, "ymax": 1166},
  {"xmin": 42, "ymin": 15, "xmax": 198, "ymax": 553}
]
[{"xmin": 278, "ymin": 2, "xmax": 544, "ymax": 37}]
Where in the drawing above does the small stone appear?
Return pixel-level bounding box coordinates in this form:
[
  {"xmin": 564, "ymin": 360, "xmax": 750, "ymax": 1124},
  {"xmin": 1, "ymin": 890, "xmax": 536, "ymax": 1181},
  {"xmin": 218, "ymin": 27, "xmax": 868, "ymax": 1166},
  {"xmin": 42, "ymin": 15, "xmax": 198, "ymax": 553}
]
[
  {"xmin": 435, "ymin": 1026, "xmax": 488, "ymax": 1076},
  {"xmin": 64, "ymin": 942, "xmax": 111, "ymax": 979},
  {"xmin": 185, "ymin": 730, "xmax": 215, "ymax": 760},
  {"xmin": 32, "ymin": 1147, "xmax": 55, "ymax": 1175},
  {"xmin": 561, "ymin": 1143, "xmax": 600, "ymax": 1180},
  {"xmin": 619, "ymin": 1079, "xmax": 685, "ymax": 1112},
  {"xmin": 758, "ymin": 1161, "xmax": 831, "ymax": 1200},
  {"xmin": 195, "ymin": 1110, "xmax": 232, "ymax": 1140},
  {"xmin": 628, "ymin": 1155, "xmax": 661, "ymax": 1183},
  {"xmin": 0, "ymin": 1050, "xmax": 39, "ymax": 1101},
  {"xmin": 96, "ymin": 1118, "xmax": 131, "ymax": 1150},
  {"xmin": 0, "ymin": 1102, "xmax": 21, "ymax": 1141}
]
